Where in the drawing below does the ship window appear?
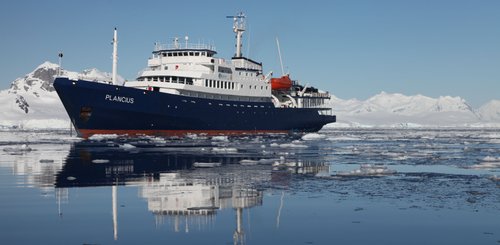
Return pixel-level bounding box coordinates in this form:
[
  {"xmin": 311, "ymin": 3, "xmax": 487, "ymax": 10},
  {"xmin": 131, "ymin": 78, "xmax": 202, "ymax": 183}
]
[
  {"xmin": 241, "ymin": 84, "xmax": 243, "ymax": 88},
  {"xmin": 202, "ymin": 52, "xmax": 206, "ymax": 56},
  {"xmin": 173, "ymin": 52, "xmax": 178, "ymax": 56},
  {"xmin": 195, "ymin": 52, "xmax": 199, "ymax": 56},
  {"xmin": 261, "ymin": 86, "xmax": 263, "ymax": 90},
  {"xmin": 167, "ymin": 53, "xmax": 172, "ymax": 57},
  {"xmin": 189, "ymin": 52, "xmax": 194, "ymax": 56},
  {"xmin": 183, "ymin": 52, "xmax": 188, "ymax": 56},
  {"xmin": 205, "ymin": 80, "xmax": 208, "ymax": 87}
]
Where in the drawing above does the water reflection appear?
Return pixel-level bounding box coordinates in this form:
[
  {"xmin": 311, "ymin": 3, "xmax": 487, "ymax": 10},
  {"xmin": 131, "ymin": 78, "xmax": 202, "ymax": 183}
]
[{"xmin": 52, "ymin": 141, "xmax": 329, "ymax": 244}]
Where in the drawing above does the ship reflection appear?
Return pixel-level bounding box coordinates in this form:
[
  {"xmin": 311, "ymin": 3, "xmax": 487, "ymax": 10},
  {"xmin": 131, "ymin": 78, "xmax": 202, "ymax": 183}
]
[{"xmin": 54, "ymin": 141, "xmax": 330, "ymax": 244}]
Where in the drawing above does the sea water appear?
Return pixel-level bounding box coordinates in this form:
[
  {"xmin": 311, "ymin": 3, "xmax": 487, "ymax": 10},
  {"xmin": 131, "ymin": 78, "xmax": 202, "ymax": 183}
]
[{"xmin": 0, "ymin": 128, "xmax": 499, "ymax": 244}]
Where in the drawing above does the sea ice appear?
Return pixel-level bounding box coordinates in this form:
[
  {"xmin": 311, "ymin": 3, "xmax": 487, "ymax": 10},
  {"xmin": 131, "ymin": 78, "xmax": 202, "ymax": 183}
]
[
  {"xmin": 239, "ymin": 159, "xmax": 259, "ymax": 166},
  {"xmin": 212, "ymin": 147, "xmax": 238, "ymax": 153},
  {"xmin": 211, "ymin": 136, "xmax": 229, "ymax": 142},
  {"xmin": 193, "ymin": 162, "xmax": 221, "ymax": 168},
  {"xmin": 301, "ymin": 133, "xmax": 326, "ymax": 141},
  {"xmin": 336, "ymin": 164, "xmax": 397, "ymax": 177},
  {"xmin": 3, "ymin": 144, "xmax": 32, "ymax": 154},
  {"xmin": 88, "ymin": 134, "xmax": 119, "ymax": 141},
  {"xmin": 119, "ymin": 143, "xmax": 136, "ymax": 149}
]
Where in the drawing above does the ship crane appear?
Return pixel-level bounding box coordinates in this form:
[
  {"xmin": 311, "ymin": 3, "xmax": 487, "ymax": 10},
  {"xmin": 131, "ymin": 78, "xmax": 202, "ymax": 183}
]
[{"xmin": 226, "ymin": 12, "xmax": 246, "ymax": 58}]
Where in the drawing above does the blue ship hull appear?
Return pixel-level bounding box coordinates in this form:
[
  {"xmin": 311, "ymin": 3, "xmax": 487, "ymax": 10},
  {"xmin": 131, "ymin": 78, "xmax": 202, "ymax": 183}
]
[{"xmin": 53, "ymin": 78, "xmax": 336, "ymax": 138}]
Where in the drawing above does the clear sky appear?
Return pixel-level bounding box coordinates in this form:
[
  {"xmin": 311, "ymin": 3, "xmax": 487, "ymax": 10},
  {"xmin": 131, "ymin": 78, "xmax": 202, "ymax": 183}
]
[{"xmin": 1, "ymin": 0, "xmax": 499, "ymax": 107}]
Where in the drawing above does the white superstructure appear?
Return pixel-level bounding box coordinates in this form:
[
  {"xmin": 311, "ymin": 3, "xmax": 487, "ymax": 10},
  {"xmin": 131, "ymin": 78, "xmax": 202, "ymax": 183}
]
[{"xmin": 122, "ymin": 12, "xmax": 331, "ymax": 109}]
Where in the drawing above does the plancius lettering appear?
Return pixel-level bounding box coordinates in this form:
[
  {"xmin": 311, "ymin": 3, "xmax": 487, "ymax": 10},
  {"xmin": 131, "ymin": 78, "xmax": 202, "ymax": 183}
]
[{"xmin": 105, "ymin": 94, "xmax": 135, "ymax": 104}]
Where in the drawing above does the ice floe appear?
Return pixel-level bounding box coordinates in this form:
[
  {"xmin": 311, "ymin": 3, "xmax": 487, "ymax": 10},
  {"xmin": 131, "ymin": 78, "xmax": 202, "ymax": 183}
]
[
  {"xmin": 119, "ymin": 143, "xmax": 136, "ymax": 149},
  {"xmin": 3, "ymin": 144, "xmax": 32, "ymax": 154},
  {"xmin": 301, "ymin": 133, "xmax": 326, "ymax": 141},
  {"xmin": 212, "ymin": 147, "xmax": 238, "ymax": 153},
  {"xmin": 336, "ymin": 164, "xmax": 397, "ymax": 177},
  {"xmin": 193, "ymin": 162, "xmax": 221, "ymax": 168},
  {"xmin": 88, "ymin": 134, "xmax": 119, "ymax": 141},
  {"xmin": 211, "ymin": 136, "xmax": 229, "ymax": 142}
]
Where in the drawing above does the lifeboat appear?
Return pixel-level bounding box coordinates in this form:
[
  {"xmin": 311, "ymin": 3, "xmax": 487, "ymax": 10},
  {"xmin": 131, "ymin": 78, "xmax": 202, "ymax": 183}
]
[{"xmin": 270, "ymin": 75, "xmax": 292, "ymax": 90}]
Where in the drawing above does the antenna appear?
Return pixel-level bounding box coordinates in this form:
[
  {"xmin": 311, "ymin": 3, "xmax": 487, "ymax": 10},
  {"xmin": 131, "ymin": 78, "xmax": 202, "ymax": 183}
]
[
  {"xmin": 226, "ymin": 12, "xmax": 246, "ymax": 58},
  {"xmin": 276, "ymin": 37, "xmax": 285, "ymax": 76},
  {"xmin": 185, "ymin": 36, "xmax": 189, "ymax": 48}
]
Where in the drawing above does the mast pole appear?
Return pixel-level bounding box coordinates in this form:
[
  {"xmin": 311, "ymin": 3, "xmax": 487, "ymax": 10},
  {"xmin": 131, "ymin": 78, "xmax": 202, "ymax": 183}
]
[
  {"xmin": 112, "ymin": 28, "xmax": 118, "ymax": 85},
  {"xmin": 276, "ymin": 38, "xmax": 285, "ymax": 76}
]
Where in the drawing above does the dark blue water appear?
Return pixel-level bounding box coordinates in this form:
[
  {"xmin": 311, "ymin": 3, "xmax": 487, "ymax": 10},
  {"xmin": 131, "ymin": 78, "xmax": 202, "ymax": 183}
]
[{"xmin": 0, "ymin": 128, "xmax": 499, "ymax": 244}]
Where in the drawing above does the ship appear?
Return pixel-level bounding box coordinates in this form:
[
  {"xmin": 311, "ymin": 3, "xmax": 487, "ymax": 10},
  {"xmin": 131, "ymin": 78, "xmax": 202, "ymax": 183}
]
[{"xmin": 54, "ymin": 13, "xmax": 336, "ymax": 138}]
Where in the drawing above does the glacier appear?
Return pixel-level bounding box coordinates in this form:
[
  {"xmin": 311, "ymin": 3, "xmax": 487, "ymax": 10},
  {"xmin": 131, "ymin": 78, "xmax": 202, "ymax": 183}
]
[{"xmin": 0, "ymin": 61, "xmax": 498, "ymax": 129}]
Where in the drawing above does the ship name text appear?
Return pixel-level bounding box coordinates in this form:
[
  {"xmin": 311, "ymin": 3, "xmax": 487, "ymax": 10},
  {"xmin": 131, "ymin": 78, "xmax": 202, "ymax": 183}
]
[{"xmin": 105, "ymin": 94, "xmax": 135, "ymax": 104}]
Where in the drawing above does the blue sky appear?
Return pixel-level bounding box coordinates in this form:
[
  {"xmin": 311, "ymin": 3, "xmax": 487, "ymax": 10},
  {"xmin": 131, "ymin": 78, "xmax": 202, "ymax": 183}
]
[{"xmin": 1, "ymin": 0, "xmax": 499, "ymax": 107}]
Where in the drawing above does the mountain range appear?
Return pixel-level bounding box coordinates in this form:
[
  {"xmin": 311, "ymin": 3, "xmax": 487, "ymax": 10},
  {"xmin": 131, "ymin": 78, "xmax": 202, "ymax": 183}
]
[{"xmin": 0, "ymin": 61, "xmax": 498, "ymax": 129}]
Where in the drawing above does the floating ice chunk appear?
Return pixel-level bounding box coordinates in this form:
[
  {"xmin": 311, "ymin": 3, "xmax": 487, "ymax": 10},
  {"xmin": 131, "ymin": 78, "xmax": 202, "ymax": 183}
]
[
  {"xmin": 212, "ymin": 147, "xmax": 237, "ymax": 153},
  {"xmin": 301, "ymin": 133, "xmax": 326, "ymax": 141},
  {"xmin": 3, "ymin": 144, "xmax": 32, "ymax": 153},
  {"xmin": 211, "ymin": 136, "xmax": 229, "ymax": 142},
  {"xmin": 66, "ymin": 176, "xmax": 77, "ymax": 181},
  {"xmin": 327, "ymin": 136, "xmax": 361, "ymax": 141},
  {"xmin": 270, "ymin": 143, "xmax": 280, "ymax": 147},
  {"xmin": 337, "ymin": 164, "xmax": 396, "ymax": 177},
  {"xmin": 193, "ymin": 162, "xmax": 221, "ymax": 168},
  {"xmin": 482, "ymin": 156, "xmax": 500, "ymax": 162},
  {"xmin": 279, "ymin": 143, "xmax": 308, "ymax": 148},
  {"xmin": 119, "ymin": 143, "xmax": 136, "ymax": 149},
  {"xmin": 92, "ymin": 159, "xmax": 110, "ymax": 164},
  {"xmin": 89, "ymin": 134, "xmax": 118, "ymax": 141},
  {"xmin": 257, "ymin": 158, "xmax": 279, "ymax": 165},
  {"xmin": 239, "ymin": 159, "xmax": 259, "ymax": 166},
  {"xmin": 468, "ymin": 162, "xmax": 500, "ymax": 169}
]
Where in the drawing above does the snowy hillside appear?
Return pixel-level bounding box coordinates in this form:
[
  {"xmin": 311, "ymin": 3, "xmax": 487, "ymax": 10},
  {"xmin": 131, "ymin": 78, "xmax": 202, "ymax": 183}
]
[
  {"xmin": 478, "ymin": 100, "xmax": 500, "ymax": 122},
  {"xmin": 326, "ymin": 92, "xmax": 499, "ymax": 128},
  {"xmin": 0, "ymin": 61, "xmax": 120, "ymax": 129}
]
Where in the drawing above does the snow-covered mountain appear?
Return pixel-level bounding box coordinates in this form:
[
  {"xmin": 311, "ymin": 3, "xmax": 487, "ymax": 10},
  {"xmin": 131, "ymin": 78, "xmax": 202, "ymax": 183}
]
[
  {"xmin": 0, "ymin": 61, "xmax": 121, "ymax": 129},
  {"xmin": 0, "ymin": 61, "xmax": 498, "ymax": 129},
  {"xmin": 478, "ymin": 100, "xmax": 500, "ymax": 122},
  {"xmin": 327, "ymin": 92, "xmax": 499, "ymax": 128}
]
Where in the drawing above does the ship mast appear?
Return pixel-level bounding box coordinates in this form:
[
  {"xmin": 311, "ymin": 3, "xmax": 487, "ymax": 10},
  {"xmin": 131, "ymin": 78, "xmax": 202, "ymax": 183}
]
[
  {"xmin": 227, "ymin": 12, "xmax": 246, "ymax": 58},
  {"xmin": 112, "ymin": 28, "xmax": 118, "ymax": 85}
]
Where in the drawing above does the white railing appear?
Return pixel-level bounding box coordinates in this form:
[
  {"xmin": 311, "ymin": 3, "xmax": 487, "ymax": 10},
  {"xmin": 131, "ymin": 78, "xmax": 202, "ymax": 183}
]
[{"xmin": 154, "ymin": 42, "xmax": 216, "ymax": 52}]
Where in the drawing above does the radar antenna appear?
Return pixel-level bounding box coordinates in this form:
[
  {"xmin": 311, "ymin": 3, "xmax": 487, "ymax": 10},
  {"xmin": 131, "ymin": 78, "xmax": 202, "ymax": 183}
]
[{"xmin": 226, "ymin": 12, "xmax": 246, "ymax": 58}]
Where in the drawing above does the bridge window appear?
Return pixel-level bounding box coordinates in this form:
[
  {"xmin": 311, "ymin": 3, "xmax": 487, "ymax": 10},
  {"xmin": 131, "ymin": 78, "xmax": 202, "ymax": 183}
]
[{"xmin": 195, "ymin": 52, "xmax": 200, "ymax": 56}]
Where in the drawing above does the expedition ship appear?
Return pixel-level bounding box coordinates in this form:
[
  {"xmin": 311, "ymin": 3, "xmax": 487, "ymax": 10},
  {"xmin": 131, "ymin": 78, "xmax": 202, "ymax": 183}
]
[{"xmin": 54, "ymin": 13, "xmax": 336, "ymax": 138}]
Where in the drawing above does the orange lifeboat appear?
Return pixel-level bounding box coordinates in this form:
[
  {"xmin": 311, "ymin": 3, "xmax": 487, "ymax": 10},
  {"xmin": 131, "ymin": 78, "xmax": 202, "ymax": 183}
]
[{"xmin": 270, "ymin": 75, "xmax": 292, "ymax": 90}]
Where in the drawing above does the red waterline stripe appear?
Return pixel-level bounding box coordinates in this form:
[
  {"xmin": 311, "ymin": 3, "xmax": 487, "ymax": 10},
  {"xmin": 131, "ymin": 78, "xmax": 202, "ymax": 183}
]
[{"xmin": 78, "ymin": 129, "xmax": 289, "ymax": 139}]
